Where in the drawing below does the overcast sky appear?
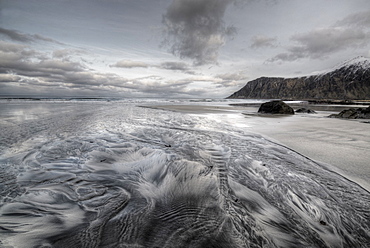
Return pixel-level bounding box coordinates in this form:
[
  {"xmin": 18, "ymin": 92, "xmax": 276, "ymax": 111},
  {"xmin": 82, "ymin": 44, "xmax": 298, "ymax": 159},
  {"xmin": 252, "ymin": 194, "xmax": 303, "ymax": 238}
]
[{"xmin": 1, "ymin": 0, "xmax": 370, "ymax": 98}]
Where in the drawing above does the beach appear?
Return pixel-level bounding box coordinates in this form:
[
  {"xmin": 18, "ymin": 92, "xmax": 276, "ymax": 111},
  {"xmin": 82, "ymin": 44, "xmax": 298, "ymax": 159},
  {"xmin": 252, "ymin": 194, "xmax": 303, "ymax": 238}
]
[
  {"xmin": 0, "ymin": 99, "xmax": 369, "ymax": 247},
  {"xmin": 148, "ymin": 102, "xmax": 370, "ymax": 191}
]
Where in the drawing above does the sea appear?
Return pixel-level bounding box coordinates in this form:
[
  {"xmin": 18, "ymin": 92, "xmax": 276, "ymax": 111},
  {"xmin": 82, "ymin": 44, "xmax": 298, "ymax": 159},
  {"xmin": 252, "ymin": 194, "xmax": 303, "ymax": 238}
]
[{"xmin": 0, "ymin": 98, "xmax": 369, "ymax": 248}]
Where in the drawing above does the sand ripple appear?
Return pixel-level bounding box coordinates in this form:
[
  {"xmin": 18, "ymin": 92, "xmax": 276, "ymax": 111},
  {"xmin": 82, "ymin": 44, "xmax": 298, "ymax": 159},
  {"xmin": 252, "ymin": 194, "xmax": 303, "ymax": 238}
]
[{"xmin": 0, "ymin": 101, "xmax": 369, "ymax": 247}]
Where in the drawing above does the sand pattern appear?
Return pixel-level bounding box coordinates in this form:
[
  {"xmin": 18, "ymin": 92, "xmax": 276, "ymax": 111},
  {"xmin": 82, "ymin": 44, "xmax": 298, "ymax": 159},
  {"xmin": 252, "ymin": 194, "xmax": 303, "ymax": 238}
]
[{"xmin": 0, "ymin": 100, "xmax": 369, "ymax": 247}]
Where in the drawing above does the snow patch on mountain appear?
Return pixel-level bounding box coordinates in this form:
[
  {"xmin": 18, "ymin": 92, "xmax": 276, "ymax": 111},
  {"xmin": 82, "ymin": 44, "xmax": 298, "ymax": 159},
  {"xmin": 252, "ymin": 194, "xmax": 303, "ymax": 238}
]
[
  {"xmin": 337, "ymin": 56, "xmax": 370, "ymax": 70},
  {"xmin": 308, "ymin": 56, "xmax": 370, "ymax": 78}
]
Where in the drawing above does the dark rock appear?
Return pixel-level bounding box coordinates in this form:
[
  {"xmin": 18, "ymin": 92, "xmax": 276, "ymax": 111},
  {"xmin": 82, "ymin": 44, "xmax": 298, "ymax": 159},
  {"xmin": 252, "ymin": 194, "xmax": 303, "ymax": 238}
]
[
  {"xmin": 329, "ymin": 106, "xmax": 370, "ymax": 119},
  {"xmin": 363, "ymin": 106, "xmax": 370, "ymax": 115},
  {"xmin": 295, "ymin": 108, "xmax": 317, "ymax": 114},
  {"xmin": 258, "ymin": 101, "xmax": 295, "ymax": 115},
  {"xmin": 319, "ymin": 220, "xmax": 327, "ymax": 226}
]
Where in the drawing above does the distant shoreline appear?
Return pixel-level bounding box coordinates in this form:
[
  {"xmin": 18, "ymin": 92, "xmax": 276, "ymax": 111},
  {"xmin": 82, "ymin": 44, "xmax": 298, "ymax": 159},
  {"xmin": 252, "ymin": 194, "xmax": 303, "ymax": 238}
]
[{"xmin": 230, "ymin": 98, "xmax": 370, "ymax": 105}]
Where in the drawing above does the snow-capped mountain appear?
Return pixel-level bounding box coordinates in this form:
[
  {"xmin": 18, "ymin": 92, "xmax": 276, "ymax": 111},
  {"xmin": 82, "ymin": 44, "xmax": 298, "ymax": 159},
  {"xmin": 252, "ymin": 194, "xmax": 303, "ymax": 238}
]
[
  {"xmin": 227, "ymin": 57, "xmax": 370, "ymax": 100},
  {"xmin": 334, "ymin": 56, "xmax": 370, "ymax": 71}
]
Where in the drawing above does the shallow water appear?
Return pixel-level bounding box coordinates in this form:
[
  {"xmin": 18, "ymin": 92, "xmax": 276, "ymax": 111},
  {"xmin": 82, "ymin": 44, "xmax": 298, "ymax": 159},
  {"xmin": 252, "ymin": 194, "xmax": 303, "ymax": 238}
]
[{"xmin": 0, "ymin": 100, "xmax": 369, "ymax": 247}]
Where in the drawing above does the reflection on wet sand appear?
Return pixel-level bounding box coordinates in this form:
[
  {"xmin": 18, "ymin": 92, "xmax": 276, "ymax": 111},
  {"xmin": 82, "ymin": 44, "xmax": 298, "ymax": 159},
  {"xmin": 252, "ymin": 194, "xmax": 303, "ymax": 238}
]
[{"xmin": 0, "ymin": 100, "xmax": 369, "ymax": 247}]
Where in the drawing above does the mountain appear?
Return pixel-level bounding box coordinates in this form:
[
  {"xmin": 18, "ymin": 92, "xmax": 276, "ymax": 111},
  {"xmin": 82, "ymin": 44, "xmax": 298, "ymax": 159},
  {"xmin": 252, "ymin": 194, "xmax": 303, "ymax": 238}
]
[{"xmin": 227, "ymin": 57, "xmax": 370, "ymax": 100}]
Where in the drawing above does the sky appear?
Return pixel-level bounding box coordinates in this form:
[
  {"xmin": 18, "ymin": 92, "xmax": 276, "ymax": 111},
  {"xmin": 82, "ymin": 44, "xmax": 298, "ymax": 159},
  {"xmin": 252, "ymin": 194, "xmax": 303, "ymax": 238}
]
[{"xmin": 1, "ymin": 0, "xmax": 370, "ymax": 98}]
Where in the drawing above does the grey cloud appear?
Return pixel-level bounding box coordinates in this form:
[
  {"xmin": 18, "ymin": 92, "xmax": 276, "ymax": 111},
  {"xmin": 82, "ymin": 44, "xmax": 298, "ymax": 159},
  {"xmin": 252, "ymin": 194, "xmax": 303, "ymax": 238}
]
[
  {"xmin": 293, "ymin": 28, "xmax": 369, "ymax": 54},
  {"xmin": 110, "ymin": 60, "xmax": 149, "ymax": 68},
  {"xmin": 0, "ymin": 51, "xmax": 84, "ymax": 79},
  {"xmin": 53, "ymin": 49, "xmax": 72, "ymax": 58},
  {"xmin": 216, "ymin": 71, "xmax": 248, "ymax": 81},
  {"xmin": 37, "ymin": 60, "xmax": 84, "ymax": 73},
  {"xmin": 269, "ymin": 20, "xmax": 370, "ymax": 63},
  {"xmin": 32, "ymin": 34, "xmax": 63, "ymax": 44},
  {"xmin": 0, "ymin": 74, "xmax": 21, "ymax": 82},
  {"xmin": 162, "ymin": 0, "xmax": 235, "ymax": 65},
  {"xmin": 0, "ymin": 41, "xmax": 28, "ymax": 53},
  {"xmin": 0, "ymin": 27, "xmax": 63, "ymax": 44},
  {"xmin": 0, "ymin": 27, "xmax": 33, "ymax": 42},
  {"xmin": 335, "ymin": 10, "xmax": 370, "ymax": 28},
  {"xmin": 159, "ymin": 61, "xmax": 189, "ymax": 71},
  {"xmin": 250, "ymin": 35, "xmax": 277, "ymax": 49},
  {"xmin": 19, "ymin": 78, "xmax": 62, "ymax": 88},
  {"xmin": 0, "ymin": 41, "xmax": 202, "ymax": 97},
  {"xmin": 158, "ymin": 61, "xmax": 197, "ymax": 74},
  {"xmin": 184, "ymin": 75, "xmax": 221, "ymax": 83},
  {"xmin": 110, "ymin": 60, "xmax": 196, "ymax": 74},
  {"xmin": 52, "ymin": 49, "xmax": 85, "ymax": 58},
  {"xmin": 134, "ymin": 80, "xmax": 207, "ymax": 97},
  {"xmin": 268, "ymin": 50, "xmax": 302, "ymax": 62},
  {"xmin": 214, "ymin": 71, "xmax": 248, "ymax": 88},
  {"xmin": 112, "ymin": 60, "xmax": 190, "ymax": 71},
  {"xmin": 0, "ymin": 42, "xmax": 108, "ymax": 89},
  {"xmin": 0, "ymin": 41, "xmax": 51, "ymax": 67},
  {"xmin": 135, "ymin": 75, "xmax": 164, "ymax": 81}
]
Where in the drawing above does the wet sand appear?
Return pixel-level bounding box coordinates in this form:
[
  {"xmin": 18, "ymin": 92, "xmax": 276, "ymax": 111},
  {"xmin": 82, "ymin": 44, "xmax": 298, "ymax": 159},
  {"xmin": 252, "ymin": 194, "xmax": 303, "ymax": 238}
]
[
  {"xmin": 1, "ymin": 100, "xmax": 369, "ymax": 247},
  {"xmin": 247, "ymin": 113, "xmax": 370, "ymax": 191},
  {"xmin": 147, "ymin": 103, "xmax": 370, "ymax": 191}
]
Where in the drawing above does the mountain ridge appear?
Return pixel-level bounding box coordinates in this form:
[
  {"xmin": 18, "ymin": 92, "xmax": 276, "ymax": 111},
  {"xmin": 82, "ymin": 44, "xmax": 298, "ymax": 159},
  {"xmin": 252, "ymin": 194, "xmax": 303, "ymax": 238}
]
[{"xmin": 227, "ymin": 57, "xmax": 370, "ymax": 100}]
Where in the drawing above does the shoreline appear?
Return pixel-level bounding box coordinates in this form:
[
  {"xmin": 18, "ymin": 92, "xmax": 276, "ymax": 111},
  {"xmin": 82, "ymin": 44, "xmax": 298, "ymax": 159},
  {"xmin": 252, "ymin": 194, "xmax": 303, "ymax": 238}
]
[{"xmin": 143, "ymin": 103, "xmax": 370, "ymax": 191}]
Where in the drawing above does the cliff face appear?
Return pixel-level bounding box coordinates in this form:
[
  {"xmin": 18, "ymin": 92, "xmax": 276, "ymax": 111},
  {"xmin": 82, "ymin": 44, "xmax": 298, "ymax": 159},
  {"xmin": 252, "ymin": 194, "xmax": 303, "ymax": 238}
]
[{"xmin": 227, "ymin": 57, "xmax": 370, "ymax": 100}]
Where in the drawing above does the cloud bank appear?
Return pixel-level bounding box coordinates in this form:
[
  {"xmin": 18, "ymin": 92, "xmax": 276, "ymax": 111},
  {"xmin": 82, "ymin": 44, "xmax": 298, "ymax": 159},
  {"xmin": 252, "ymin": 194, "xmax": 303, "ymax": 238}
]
[
  {"xmin": 162, "ymin": 0, "xmax": 236, "ymax": 65},
  {"xmin": 269, "ymin": 10, "xmax": 370, "ymax": 62},
  {"xmin": 0, "ymin": 40, "xmax": 219, "ymax": 97},
  {"xmin": 0, "ymin": 27, "xmax": 63, "ymax": 44}
]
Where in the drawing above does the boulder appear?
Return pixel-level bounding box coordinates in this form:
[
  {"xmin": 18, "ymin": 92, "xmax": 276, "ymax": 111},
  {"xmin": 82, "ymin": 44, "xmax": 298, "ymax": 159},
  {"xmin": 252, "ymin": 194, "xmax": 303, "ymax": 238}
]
[
  {"xmin": 258, "ymin": 101, "xmax": 295, "ymax": 115},
  {"xmin": 329, "ymin": 106, "xmax": 370, "ymax": 119},
  {"xmin": 295, "ymin": 108, "xmax": 317, "ymax": 114}
]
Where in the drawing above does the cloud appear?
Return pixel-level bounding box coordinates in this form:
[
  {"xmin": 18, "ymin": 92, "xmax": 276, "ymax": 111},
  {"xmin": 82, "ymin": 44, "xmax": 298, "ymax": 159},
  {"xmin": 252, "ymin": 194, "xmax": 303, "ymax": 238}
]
[
  {"xmin": 52, "ymin": 49, "xmax": 86, "ymax": 59},
  {"xmin": 157, "ymin": 61, "xmax": 197, "ymax": 74},
  {"xmin": 0, "ymin": 40, "xmax": 28, "ymax": 53},
  {"xmin": 269, "ymin": 11, "xmax": 370, "ymax": 62},
  {"xmin": 216, "ymin": 71, "xmax": 248, "ymax": 81},
  {"xmin": 162, "ymin": 0, "xmax": 236, "ymax": 65},
  {"xmin": 185, "ymin": 75, "xmax": 221, "ymax": 83},
  {"xmin": 214, "ymin": 71, "xmax": 248, "ymax": 87},
  {"xmin": 0, "ymin": 41, "xmax": 205, "ymax": 97},
  {"xmin": 0, "ymin": 41, "xmax": 113, "ymax": 89},
  {"xmin": 0, "ymin": 27, "xmax": 33, "ymax": 42},
  {"xmin": 0, "ymin": 27, "xmax": 64, "ymax": 44},
  {"xmin": 110, "ymin": 60, "xmax": 196, "ymax": 74},
  {"xmin": 293, "ymin": 28, "xmax": 368, "ymax": 55},
  {"xmin": 110, "ymin": 60, "xmax": 149, "ymax": 68},
  {"xmin": 269, "ymin": 28, "xmax": 370, "ymax": 62},
  {"xmin": 158, "ymin": 61, "xmax": 189, "ymax": 71},
  {"xmin": 0, "ymin": 44, "xmax": 84, "ymax": 79},
  {"xmin": 335, "ymin": 10, "xmax": 370, "ymax": 28},
  {"xmin": 0, "ymin": 74, "xmax": 21, "ymax": 82},
  {"xmin": 250, "ymin": 35, "xmax": 277, "ymax": 49}
]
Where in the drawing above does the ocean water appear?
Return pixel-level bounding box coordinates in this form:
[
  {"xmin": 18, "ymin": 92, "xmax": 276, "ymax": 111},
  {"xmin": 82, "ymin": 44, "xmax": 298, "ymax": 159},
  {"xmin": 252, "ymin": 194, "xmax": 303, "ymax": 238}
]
[{"xmin": 0, "ymin": 99, "xmax": 369, "ymax": 248}]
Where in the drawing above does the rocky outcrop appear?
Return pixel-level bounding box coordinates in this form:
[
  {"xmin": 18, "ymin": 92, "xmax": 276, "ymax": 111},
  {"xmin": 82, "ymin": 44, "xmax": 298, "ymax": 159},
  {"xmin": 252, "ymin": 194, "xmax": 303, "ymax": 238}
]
[
  {"xmin": 295, "ymin": 108, "xmax": 316, "ymax": 114},
  {"xmin": 227, "ymin": 57, "xmax": 370, "ymax": 100},
  {"xmin": 329, "ymin": 106, "xmax": 370, "ymax": 119},
  {"xmin": 258, "ymin": 101, "xmax": 294, "ymax": 115}
]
